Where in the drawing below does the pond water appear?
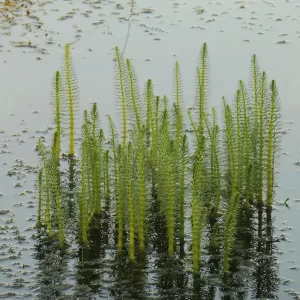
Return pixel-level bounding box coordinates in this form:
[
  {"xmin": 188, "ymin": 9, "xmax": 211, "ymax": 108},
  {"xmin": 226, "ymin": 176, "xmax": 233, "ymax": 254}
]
[{"xmin": 0, "ymin": 0, "xmax": 300, "ymax": 299}]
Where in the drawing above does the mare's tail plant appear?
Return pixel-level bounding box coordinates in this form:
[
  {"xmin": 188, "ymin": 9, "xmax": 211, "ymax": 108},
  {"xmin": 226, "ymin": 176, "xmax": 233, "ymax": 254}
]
[
  {"xmin": 126, "ymin": 142, "xmax": 135, "ymax": 260},
  {"xmin": 172, "ymin": 61, "xmax": 187, "ymax": 243},
  {"xmin": 79, "ymin": 111, "xmax": 90, "ymax": 245},
  {"xmin": 131, "ymin": 124, "xmax": 148, "ymax": 252},
  {"xmin": 61, "ymin": 43, "xmax": 80, "ymax": 156},
  {"xmin": 257, "ymin": 71, "xmax": 268, "ymax": 204},
  {"xmin": 249, "ymin": 55, "xmax": 262, "ymax": 202},
  {"xmin": 156, "ymin": 97, "xmax": 176, "ymax": 256},
  {"xmin": 108, "ymin": 115, "xmax": 124, "ymax": 253},
  {"xmin": 266, "ymin": 80, "xmax": 281, "ymax": 208},
  {"xmin": 204, "ymin": 108, "xmax": 221, "ymax": 220},
  {"xmin": 179, "ymin": 134, "xmax": 188, "ymax": 243},
  {"xmin": 191, "ymin": 133, "xmax": 207, "ymax": 272},
  {"xmin": 196, "ymin": 42, "xmax": 209, "ymax": 134},
  {"xmin": 239, "ymin": 80, "xmax": 252, "ymax": 206},
  {"xmin": 126, "ymin": 59, "xmax": 143, "ymax": 131},
  {"xmin": 79, "ymin": 105, "xmax": 104, "ymax": 242},
  {"xmin": 52, "ymin": 71, "xmax": 62, "ymax": 160},
  {"xmin": 37, "ymin": 138, "xmax": 53, "ymax": 236},
  {"xmin": 189, "ymin": 42, "xmax": 210, "ymax": 272},
  {"xmin": 89, "ymin": 103, "xmax": 103, "ymax": 217},
  {"xmin": 104, "ymin": 150, "xmax": 111, "ymax": 201},
  {"xmin": 145, "ymin": 80, "xmax": 157, "ymax": 168},
  {"xmin": 222, "ymin": 98, "xmax": 240, "ymax": 273},
  {"xmin": 50, "ymin": 131, "xmax": 65, "ymax": 246},
  {"xmin": 37, "ymin": 169, "xmax": 43, "ymax": 228},
  {"xmin": 114, "ymin": 47, "xmax": 128, "ymax": 148}
]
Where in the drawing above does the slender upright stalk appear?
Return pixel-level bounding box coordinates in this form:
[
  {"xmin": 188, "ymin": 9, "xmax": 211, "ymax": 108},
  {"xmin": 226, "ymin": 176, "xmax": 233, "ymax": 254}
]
[
  {"xmin": 115, "ymin": 47, "xmax": 127, "ymax": 147},
  {"xmin": 38, "ymin": 139, "xmax": 53, "ymax": 236},
  {"xmin": 51, "ymin": 131, "xmax": 64, "ymax": 246},
  {"xmin": 167, "ymin": 140, "xmax": 175, "ymax": 256},
  {"xmin": 104, "ymin": 150, "xmax": 111, "ymax": 200},
  {"xmin": 138, "ymin": 127, "xmax": 147, "ymax": 251},
  {"xmin": 239, "ymin": 80, "xmax": 252, "ymax": 206},
  {"xmin": 37, "ymin": 169, "xmax": 43, "ymax": 228},
  {"xmin": 127, "ymin": 142, "xmax": 135, "ymax": 260},
  {"xmin": 65, "ymin": 44, "xmax": 75, "ymax": 156},
  {"xmin": 258, "ymin": 72, "xmax": 267, "ymax": 204},
  {"xmin": 54, "ymin": 71, "xmax": 61, "ymax": 160},
  {"xmin": 266, "ymin": 80, "xmax": 278, "ymax": 207}
]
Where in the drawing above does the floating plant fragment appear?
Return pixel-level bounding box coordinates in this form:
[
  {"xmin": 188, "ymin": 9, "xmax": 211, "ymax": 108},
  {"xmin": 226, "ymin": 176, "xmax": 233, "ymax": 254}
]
[
  {"xmin": 10, "ymin": 41, "xmax": 37, "ymax": 48},
  {"xmin": 193, "ymin": 6, "xmax": 205, "ymax": 14},
  {"xmin": 276, "ymin": 40, "xmax": 290, "ymax": 44},
  {"xmin": 116, "ymin": 3, "xmax": 124, "ymax": 9},
  {"xmin": 289, "ymin": 266, "xmax": 300, "ymax": 270},
  {"xmin": 141, "ymin": 7, "xmax": 154, "ymax": 14}
]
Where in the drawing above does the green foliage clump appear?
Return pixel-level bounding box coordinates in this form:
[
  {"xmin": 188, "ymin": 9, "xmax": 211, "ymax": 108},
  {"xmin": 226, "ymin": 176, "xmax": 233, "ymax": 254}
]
[{"xmin": 36, "ymin": 43, "xmax": 282, "ymax": 274}]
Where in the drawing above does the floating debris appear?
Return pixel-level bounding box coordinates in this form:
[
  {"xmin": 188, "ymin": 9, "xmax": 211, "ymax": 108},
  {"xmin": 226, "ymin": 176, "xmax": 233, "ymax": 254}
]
[
  {"xmin": 10, "ymin": 41, "xmax": 37, "ymax": 48},
  {"xmin": 276, "ymin": 40, "xmax": 290, "ymax": 44},
  {"xmin": 116, "ymin": 3, "xmax": 124, "ymax": 10},
  {"xmin": 58, "ymin": 15, "xmax": 73, "ymax": 21},
  {"xmin": 193, "ymin": 6, "xmax": 205, "ymax": 14},
  {"xmin": 1, "ymin": 150, "xmax": 12, "ymax": 154},
  {"xmin": 140, "ymin": 7, "xmax": 154, "ymax": 14},
  {"xmin": 289, "ymin": 266, "xmax": 300, "ymax": 270},
  {"xmin": 0, "ymin": 293, "xmax": 17, "ymax": 298},
  {"xmin": 14, "ymin": 183, "xmax": 23, "ymax": 188}
]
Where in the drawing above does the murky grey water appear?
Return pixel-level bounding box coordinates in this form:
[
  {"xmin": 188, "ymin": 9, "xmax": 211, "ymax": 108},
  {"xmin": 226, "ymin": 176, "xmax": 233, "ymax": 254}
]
[{"xmin": 0, "ymin": 0, "xmax": 300, "ymax": 299}]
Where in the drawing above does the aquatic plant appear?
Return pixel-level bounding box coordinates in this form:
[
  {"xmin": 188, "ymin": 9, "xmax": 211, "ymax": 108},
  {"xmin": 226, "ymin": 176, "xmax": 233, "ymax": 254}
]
[
  {"xmin": 50, "ymin": 131, "xmax": 65, "ymax": 246},
  {"xmin": 126, "ymin": 142, "xmax": 135, "ymax": 260},
  {"xmin": 79, "ymin": 112, "xmax": 90, "ymax": 245},
  {"xmin": 191, "ymin": 134, "xmax": 207, "ymax": 272},
  {"xmin": 61, "ymin": 43, "xmax": 80, "ymax": 156},
  {"xmin": 114, "ymin": 47, "xmax": 128, "ymax": 147},
  {"xmin": 204, "ymin": 108, "xmax": 221, "ymax": 219},
  {"xmin": 52, "ymin": 71, "xmax": 62, "ymax": 160},
  {"xmin": 37, "ymin": 138, "xmax": 53, "ymax": 237},
  {"xmin": 107, "ymin": 116, "xmax": 123, "ymax": 253},
  {"xmin": 131, "ymin": 124, "xmax": 148, "ymax": 252},
  {"xmin": 257, "ymin": 71, "xmax": 268, "ymax": 204},
  {"xmin": 266, "ymin": 80, "xmax": 281, "ymax": 208},
  {"xmin": 222, "ymin": 99, "xmax": 240, "ymax": 273},
  {"xmin": 35, "ymin": 42, "xmax": 282, "ymax": 276},
  {"xmin": 146, "ymin": 80, "xmax": 157, "ymax": 168},
  {"xmin": 196, "ymin": 43, "xmax": 209, "ymax": 134},
  {"xmin": 172, "ymin": 62, "xmax": 187, "ymax": 243},
  {"xmin": 36, "ymin": 169, "xmax": 43, "ymax": 228},
  {"xmin": 104, "ymin": 149, "xmax": 111, "ymax": 201}
]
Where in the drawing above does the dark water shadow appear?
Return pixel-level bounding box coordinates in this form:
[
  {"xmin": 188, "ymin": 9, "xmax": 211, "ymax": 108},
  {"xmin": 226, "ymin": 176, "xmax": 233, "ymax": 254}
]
[
  {"xmin": 33, "ymin": 156, "xmax": 281, "ymax": 300},
  {"xmin": 34, "ymin": 229, "xmax": 70, "ymax": 300}
]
